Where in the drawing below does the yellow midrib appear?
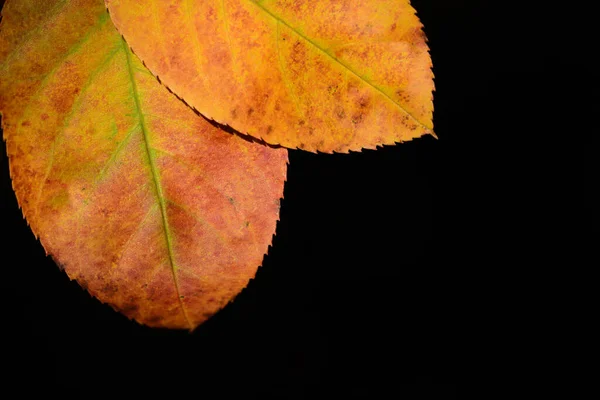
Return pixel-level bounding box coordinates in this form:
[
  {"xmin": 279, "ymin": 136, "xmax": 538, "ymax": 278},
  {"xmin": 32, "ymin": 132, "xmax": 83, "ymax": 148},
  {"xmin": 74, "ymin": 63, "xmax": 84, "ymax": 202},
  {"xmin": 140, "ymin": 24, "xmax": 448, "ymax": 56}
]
[{"xmin": 121, "ymin": 38, "xmax": 193, "ymax": 329}]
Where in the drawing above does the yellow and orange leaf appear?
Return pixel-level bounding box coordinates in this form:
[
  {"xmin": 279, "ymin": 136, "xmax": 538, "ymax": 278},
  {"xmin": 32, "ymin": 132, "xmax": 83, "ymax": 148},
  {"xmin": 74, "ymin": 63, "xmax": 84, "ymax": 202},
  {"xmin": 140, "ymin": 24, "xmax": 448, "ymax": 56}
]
[
  {"xmin": 106, "ymin": 0, "xmax": 435, "ymax": 153},
  {"xmin": 0, "ymin": 0, "xmax": 288, "ymax": 329}
]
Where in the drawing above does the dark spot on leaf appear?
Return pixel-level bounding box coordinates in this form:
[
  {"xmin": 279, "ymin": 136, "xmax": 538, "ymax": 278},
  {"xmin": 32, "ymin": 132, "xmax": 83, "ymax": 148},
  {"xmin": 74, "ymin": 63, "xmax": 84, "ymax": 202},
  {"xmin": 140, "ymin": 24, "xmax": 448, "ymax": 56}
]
[
  {"xmin": 245, "ymin": 221, "xmax": 250, "ymax": 227},
  {"xmin": 351, "ymin": 113, "xmax": 364, "ymax": 124},
  {"xmin": 208, "ymin": 297, "xmax": 216, "ymax": 303},
  {"xmin": 147, "ymin": 315, "xmax": 162, "ymax": 324},
  {"xmin": 335, "ymin": 106, "xmax": 346, "ymax": 119},
  {"xmin": 100, "ymin": 284, "xmax": 118, "ymax": 294},
  {"xmin": 180, "ymin": 295, "xmax": 185, "ymax": 299},
  {"xmin": 247, "ymin": 107, "xmax": 254, "ymax": 116},
  {"xmin": 358, "ymin": 95, "xmax": 370, "ymax": 109},
  {"xmin": 121, "ymin": 303, "xmax": 139, "ymax": 314},
  {"xmin": 40, "ymin": 113, "xmax": 49, "ymax": 120},
  {"xmin": 228, "ymin": 196, "xmax": 235, "ymax": 204},
  {"xmin": 21, "ymin": 121, "xmax": 31, "ymax": 127},
  {"xmin": 298, "ymin": 120, "xmax": 305, "ymax": 126},
  {"xmin": 391, "ymin": 23, "xmax": 397, "ymax": 31},
  {"xmin": 266, "ymin": 125, "xmax": 273, "ymax": 134},
  {"xmin": 231, "ymin": 108, "xmax": 238, "ymax": 119}
]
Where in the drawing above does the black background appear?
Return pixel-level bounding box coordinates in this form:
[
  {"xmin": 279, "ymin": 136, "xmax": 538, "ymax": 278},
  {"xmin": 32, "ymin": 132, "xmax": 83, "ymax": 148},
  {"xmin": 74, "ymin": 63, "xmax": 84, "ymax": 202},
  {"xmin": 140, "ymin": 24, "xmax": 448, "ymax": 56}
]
[{"xmin": 1, "ymin": 0, "xmax": 594, "ymax": 398}]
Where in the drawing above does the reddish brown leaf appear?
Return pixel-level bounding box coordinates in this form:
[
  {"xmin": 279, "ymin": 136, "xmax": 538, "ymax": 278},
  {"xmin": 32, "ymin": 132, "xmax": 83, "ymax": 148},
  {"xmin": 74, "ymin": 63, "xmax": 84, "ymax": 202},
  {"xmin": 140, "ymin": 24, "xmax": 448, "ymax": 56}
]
[{"xmin": 0, "ymin": 0, "xmax": 288, "ymax": 329}]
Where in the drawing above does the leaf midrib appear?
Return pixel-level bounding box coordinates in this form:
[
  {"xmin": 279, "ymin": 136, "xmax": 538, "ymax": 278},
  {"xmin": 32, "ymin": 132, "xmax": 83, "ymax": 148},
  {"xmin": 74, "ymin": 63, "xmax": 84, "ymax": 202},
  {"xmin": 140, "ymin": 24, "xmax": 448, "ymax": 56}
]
[
  {"xmin": 121, "ymin": 39, "xmax": 193, "ymax": 329},
  {"xmin": 248, "ymin": 0, "xmax": 433, "ymax": 131}
]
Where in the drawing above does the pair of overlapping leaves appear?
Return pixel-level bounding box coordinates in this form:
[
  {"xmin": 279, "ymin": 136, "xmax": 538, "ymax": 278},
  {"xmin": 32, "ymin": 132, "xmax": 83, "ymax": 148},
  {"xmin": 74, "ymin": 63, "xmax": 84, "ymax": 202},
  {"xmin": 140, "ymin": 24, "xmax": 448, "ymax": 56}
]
[{"xmin": 0, "ymin": 0, "xmax": 434, "ymax": 329}]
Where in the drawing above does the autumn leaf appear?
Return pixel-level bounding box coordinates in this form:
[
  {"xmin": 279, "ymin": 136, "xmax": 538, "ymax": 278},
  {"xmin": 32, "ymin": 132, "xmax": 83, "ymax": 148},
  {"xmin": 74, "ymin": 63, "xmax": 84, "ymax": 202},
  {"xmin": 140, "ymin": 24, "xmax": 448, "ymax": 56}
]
[
  {"xmin": 106, "ymin": 0, "xmax": 435, "ymax": 153},
  {"xmin": 0, "ymin": 0, "xmax": 288, "ymax": 329}
]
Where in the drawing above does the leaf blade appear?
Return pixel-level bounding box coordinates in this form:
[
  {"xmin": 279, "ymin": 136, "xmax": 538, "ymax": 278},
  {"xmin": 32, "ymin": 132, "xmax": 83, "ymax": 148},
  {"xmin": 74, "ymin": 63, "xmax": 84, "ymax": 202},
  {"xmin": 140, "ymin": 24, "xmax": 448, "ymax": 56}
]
[
  {"xmin": 0, "ymin": 0, "xmax": 288, "ymax": 329},
  {"xmin": 106, "ymin": 0, "xmax": 434, "ymax": 152}
]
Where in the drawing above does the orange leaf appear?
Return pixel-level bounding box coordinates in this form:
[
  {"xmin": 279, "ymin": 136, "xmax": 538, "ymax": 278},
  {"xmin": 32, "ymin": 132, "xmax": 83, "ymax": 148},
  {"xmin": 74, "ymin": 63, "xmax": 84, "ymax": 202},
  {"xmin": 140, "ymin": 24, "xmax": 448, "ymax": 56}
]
[
  {"xmin": 106, "ymin": 0, "xmax": 435, "ymax": 153},
  {"xmin": 0, "ymin": 0, "xmax": 288, "ymax": 329}
]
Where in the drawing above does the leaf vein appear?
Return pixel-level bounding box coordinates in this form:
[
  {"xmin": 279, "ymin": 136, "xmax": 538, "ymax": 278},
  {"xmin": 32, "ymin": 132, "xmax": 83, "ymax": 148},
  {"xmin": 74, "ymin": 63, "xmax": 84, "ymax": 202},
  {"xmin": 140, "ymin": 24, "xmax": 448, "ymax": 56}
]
[
  {"xmin": 275, "ymin": 21, "xmax": 305, "ymax": 125},
  {"xmin": 166, "ymin": 199, "xmax": 240, "ymax": 264},
  {"xmin": 248, "ymin": 0, "xmax": 432, "ymax": 131},
  {"xmin": 117, "ymin": 203, "xmax": 158, "ymax": 264},
  {"xmin": 121, "ymin": 38, "xmax": 192, "ymax": 329},
  {"xmin": 183, "ymin": 0, "xmax": 209, "ymax": 89},
  {"xmin": 33, "ymin": 44, "xmax": 119, "ymax": 220}
]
